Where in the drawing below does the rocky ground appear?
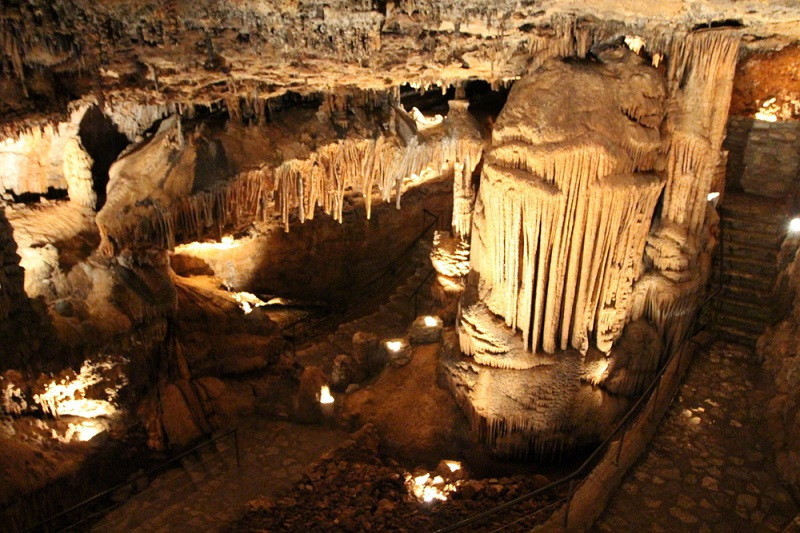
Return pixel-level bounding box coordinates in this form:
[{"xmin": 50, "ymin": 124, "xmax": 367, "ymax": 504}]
[
  {"xmin": 594, "ymin": 341, "xmax": 799, "ymax": 532},
  {"xmin": 232, "ymin": 424, "xmax": 565, "ymax": 532}
]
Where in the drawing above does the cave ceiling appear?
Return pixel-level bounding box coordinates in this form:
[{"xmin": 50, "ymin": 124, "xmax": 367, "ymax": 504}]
[{"xmin": 2, "ymin": 0, "xmax": 800, "ymax": 134}]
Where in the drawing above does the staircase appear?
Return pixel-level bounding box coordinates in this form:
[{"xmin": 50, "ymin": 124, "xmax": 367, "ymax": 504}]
[
  {"xmin": 295, "ymin": 240, "xmax": 438, "ymax": 374},
  {"xmin": 712, "ymin": 192, "xmax": 789, "ymax": 348}
]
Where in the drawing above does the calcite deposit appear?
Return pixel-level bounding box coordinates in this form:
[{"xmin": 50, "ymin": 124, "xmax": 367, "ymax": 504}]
[{"xmin": 1, "ymin": 0, "xmax": 800, "ymax": 528}]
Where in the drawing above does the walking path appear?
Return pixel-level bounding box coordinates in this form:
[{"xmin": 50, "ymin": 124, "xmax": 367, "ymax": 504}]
[
  {"xmin": 594, "ymin": 341, "xmax": 798, "ymax": 532},
  {"xmin": 94, "ymin": 418, "xmax": 348, "ymax": 532}
]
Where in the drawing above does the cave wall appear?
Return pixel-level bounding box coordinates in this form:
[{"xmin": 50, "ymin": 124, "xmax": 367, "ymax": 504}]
[
  {"xmin": 0, "ymin": 106, "xmax": 96, "ymax": 207},
  {"xmin": 731, "ymin": 119, "xmax": 800, "ymax": 198},
  {"xmin": 758, "ymin": 237, "xmax": 800, "ymax": 498}
]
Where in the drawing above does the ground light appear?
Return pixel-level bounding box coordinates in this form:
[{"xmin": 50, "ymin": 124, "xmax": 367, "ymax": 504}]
[{"xmin": 790, "ymin": 218, "xmax": 800, "ymax": 233}]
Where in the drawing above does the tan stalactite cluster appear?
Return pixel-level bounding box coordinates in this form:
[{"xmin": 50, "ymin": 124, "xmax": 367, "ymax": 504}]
[
  {"xmin": 631, "ymin": 30, "xmax": 740, "ymax": 348},
  {"xmin": 463, "ymin": 47, "xmax": 667, "ymax": 360},
  {"xmin": 96, "ymin": 96, "xmax": 484, "ymax": 252},
  {"xmin": 268, "ymin": 102, "xmax": 483, "ymax": 231}
]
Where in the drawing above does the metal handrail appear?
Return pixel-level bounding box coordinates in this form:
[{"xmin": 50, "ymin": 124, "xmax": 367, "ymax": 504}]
[
  {"xmin": 436, "ymin": 288, "xmax": 720, "ymax": 532},
  {"xmin": 27, "ymin": 428, "xmax": 239, "ymax": 533}
]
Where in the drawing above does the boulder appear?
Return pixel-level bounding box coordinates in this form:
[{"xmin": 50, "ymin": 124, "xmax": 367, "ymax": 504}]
[
  {"xmin": 409, "ymin": 315, "xmax": 443, "ymax": 344},
  {"xmin": 295, "ymin": 366, "xmax": 327, "ymax": 424},
  {"xmin": 331, "ymin": 354, "xmax": 353, "ymax": 391},
  {"xmin": 160, "ymin": 384, "xmax": 202, "ymax": 448},
  {"xmin": 383, "ymin": 338, "xmax": 412, "ymax": 367}
]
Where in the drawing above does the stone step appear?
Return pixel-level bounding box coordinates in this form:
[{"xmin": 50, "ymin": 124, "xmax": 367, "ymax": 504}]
[
  {"xmin": 714, "ymin": 325, "xmax": 758, "ymax": 348},
  {"xmin": 717, "ymin": 283, "xmax": 773, "ymax": 304},
  {"xmin": 718, "ymin": 255, "xmax": 777, "ymax": 277},
  {"xmin": 713, "ymin": 268, "xmax": 774, "ymax": 291},
  {"xmin": 714, "ymin": 311, "xmax": 768, "ymax": 335},
  {"xmin": 721, "ymin": 215, "xmax": 787, "ymax": 235},
  {"xmin": 716, "ymin": 299, "xmax": 773, "ymax": 324},
  {"xmin": 722, "ymin": 227, "xmax": 784, "ymax": 248},
  {"xmin": 719, "ymin": 194, "xmax": 791, "ymax": 220},
  {"xmin": 719, "ymin": 239, "xmax": 780, "ymax": 260}
]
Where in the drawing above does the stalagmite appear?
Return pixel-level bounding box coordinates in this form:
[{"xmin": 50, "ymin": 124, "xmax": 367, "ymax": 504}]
[{"xmin": 439, "ymin": 28, "xmax": 742, "ymax": 459}]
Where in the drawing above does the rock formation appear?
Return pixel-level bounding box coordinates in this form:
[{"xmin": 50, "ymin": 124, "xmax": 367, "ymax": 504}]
[{"xmin": 446, "ymin": 29, "xmax": 739, "ymax": 457}]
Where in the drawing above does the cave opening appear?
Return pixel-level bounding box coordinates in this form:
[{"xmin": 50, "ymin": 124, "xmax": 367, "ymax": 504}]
[{"xmin": 77, "ymin": 106, "xmax": 130, "ymax": 211}]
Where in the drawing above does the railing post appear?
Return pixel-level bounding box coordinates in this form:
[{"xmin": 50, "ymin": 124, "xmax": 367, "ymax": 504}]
[
  {"xmin": 614, "ymin": 426, "xmax": 627, "ymax": 466},
  {"xmin": 650, "ymin": 378, "xmax": 661, "ymax": 421},
  {"xmin": 234, "ymin": 429, "xmax": 241, "ymax": 469},
  {"xmin": 292, "ymin": 322, "xmax": 297, "ymax": 359},
  {"xmin": 563, "ymin": 478, "xmax": 575, "ymax": 530}
]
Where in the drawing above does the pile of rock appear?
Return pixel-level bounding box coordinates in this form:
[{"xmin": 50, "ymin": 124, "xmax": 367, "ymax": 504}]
[{"xmin": 236, "ymin": 425, "xmax": 564, "ymax": 532}]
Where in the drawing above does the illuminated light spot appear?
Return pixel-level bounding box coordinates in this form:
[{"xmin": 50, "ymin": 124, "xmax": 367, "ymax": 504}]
[
  {"xmin": 423, "ymin": 316, "xmax": 439, "ymax": 327},
  {"xmin": 386, "ymin": 340, "xmax": 404, "ymax": 352},
  {"xmin": 73, "ymin": 420, "xmax": 105, "ymax": 442},
  {"xmin": 755, "ymin": 97, "xmax": 779, "ymax": 122},
  {"xmin": 652, "ymin": 53, "xmax": 663, "ymax": 68},
  {"xmin": 319, "ymin": 385, "xmax": 334, "ymax": 405},
  {"xmin": 174, "ymin": 235, "xmax": 241, "ymax": 253},
  {"xmin": 231, "ymin": 291, "xmax": 267, "ymax": 314},
  {"xmin": 406, "ymin": 469, "xmax": 462, "ymax": 503},
  {"xmin": 624, "ymin": 35, "xmax": 645, "ymax": 54},
  {"xmin": 790, "ymin": 218, "xmax": 800, "ymax": 233},
  {"xmin": 444, "ymin": 460, "xmax": 462, "ymax": 472},
  {"xmin": 707, "ymin": 192, "xmax": 720, "ymax": 201}
]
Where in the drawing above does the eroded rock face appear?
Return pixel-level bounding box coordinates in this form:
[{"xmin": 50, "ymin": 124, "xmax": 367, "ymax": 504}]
[{"xmin": 463, "ymin": 47, "xmax": 666, "ymax": 359}]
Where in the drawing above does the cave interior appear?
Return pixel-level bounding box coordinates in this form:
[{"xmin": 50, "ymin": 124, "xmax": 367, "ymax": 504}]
[{"xmin": 2, "ymin": 1, "xmax": 800, "ymax": 531}]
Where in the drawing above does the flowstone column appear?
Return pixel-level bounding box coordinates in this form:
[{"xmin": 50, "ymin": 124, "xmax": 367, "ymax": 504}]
[
  {"xmin": 461, "ymin": 47, "xmax": 666, "ymax": 362},
  {"xmin": 443, "ymin": 46, "xmax": 668, "ymax": 457}
]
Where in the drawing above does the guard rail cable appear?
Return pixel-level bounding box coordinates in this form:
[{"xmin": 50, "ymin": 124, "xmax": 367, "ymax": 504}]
[{"xmin": 26, "ymin": 428, "xmax": 240, "ymax": 533}]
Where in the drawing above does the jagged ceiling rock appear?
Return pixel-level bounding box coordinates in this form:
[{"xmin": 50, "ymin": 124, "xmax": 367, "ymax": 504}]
[{"xmin": 1, "ymin": 1, "xmax": 799, "ymax": 133}]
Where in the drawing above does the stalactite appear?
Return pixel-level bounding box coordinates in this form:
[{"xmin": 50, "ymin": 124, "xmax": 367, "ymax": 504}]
[
  {"xmin": 99, "ymin": 99, "xmax": 483, "ymax": 251},
  {"xmin": 472, "ymin": 150, "xmax": 664, "ymax": 356},
  {"xmin": 272, "ymin": 106, "xmax": 482, "ymax": 231},
  {"xmin": 635, "ymin": 29, "xmax": 739, "ymax": 345}
]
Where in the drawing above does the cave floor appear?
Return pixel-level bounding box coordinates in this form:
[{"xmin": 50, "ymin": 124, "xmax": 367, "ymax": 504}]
[
  {"xmin": 594, "ymin": 341, "xmax": 798, "ymax": 532},
  {"xmin": 92, "ymin": 418, "xmax": 349, "ymax": 532}
]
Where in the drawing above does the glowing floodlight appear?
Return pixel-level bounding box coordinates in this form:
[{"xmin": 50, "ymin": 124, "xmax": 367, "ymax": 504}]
[
  {"xmin": 406, "ymin": 469, "xmax": 461, "ymax": 503},
  {"xmin": 790, "ymin": 218, "xmax": 800, "ymax": 233},
  {"xmin": 707, "ymin": 192, "xmax": 720, "ymax": 202},
  {"xmin": 444, "ymin": 460, "xmax": 462, "ymax": 472},
  {"xmin": 423, "ymin": 316, "xmax": 439, "ymax": 327},
  {"xmin": 755, "ymin": 98, "xmax": 779, "ymax": 122},
  {"xmin": 319, "ymin": 385, "xmax": 334, "ymax": 405},
  {"xmin": 386, "ymin": 340, "xmax": 404, "ymax": 352}
]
